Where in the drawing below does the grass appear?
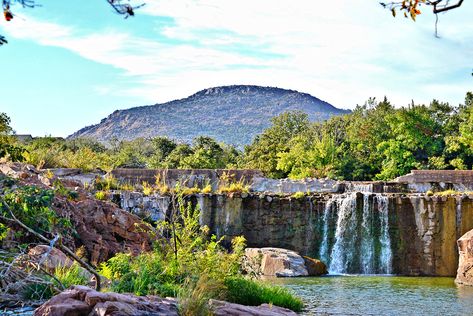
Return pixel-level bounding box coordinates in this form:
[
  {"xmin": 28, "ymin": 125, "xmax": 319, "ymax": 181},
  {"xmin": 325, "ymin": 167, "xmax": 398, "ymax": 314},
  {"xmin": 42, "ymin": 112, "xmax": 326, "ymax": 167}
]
[
  {"xmin": 431, "ymin": 190, "xmax": 473, "ymax": 196},
  {"xmin": 179, "ymin": 186, "xmax": 202, "ymax": 196},
  {"xmin": 95, "ymin": 190, "xmax": 107, "ymax": 200},
  {"xmin": 94, "ymin": 175, "xmax": 120, "ymax": 191},
  {"xmin": 201, "ymin": 184, "xmax": 213, "ymax": 194},
  {"xmin": 224, "ymin": 277, "xmax": 303, "ymax": 312},
  {"xmin": 142, "ymin": 181, "xmax": 154, "ymax": 196},
  {"xmin": 291, "ymin": 191, "xmax": 305, "ymax": 199},
  {"xmin": 219, "ymin": 181, "xmax": 250, "ymax": 194},
  {"xmin": 54, "ymin": 263, "xmax": 89, "ymax": 289},
  {"xmin": 179, "ymin": 275, "xmax": 226, "ymax": 316}
]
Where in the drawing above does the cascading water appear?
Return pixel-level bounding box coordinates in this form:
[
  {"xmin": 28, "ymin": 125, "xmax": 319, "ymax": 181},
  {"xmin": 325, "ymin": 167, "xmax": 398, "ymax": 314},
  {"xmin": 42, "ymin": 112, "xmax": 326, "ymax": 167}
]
[{"xmin": 318, "ymin": 185, "xmax": 393, "ymax": 275}]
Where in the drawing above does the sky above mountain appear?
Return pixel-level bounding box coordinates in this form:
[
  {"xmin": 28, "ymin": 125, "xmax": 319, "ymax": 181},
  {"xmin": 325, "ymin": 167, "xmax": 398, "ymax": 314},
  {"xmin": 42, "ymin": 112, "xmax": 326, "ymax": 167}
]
[{"xmin": 0, "ymin": 1, "xmax": 472, "ymax": 137}]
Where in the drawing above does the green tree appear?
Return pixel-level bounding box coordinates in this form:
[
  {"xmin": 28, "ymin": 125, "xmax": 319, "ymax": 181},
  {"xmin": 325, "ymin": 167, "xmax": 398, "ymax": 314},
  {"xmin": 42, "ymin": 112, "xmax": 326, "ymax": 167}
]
[
  {"xmin": 243, "ymin": 111, "xmax": 310, "ymax": 178},
  {"xmin": 0, "ymin": 112, "xmax": 24, "ymax": 161},
  {"xmin": 182, "ymin": 136, "xmax": 225, "ymax": 169},
  {"xmin": 147, "ymin": 137, "xmax": 178, "ymax": 168}
]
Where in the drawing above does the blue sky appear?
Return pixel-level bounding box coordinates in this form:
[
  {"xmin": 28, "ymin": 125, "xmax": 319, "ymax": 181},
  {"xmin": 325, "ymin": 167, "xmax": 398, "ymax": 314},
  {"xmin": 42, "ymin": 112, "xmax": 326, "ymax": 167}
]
[{"xmin": 0, "ymin": 0, "xmax": 472, "ymax": 137}]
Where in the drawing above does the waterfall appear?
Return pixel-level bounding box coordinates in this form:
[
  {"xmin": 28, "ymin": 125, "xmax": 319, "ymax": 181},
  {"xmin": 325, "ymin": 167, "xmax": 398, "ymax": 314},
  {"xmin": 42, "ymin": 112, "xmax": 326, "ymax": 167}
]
[
  {"xmin": 377, "ymin": 195, "xmax": 392, "ymax": 274},
  {"xmin": 319, "ymin": 188, "xmax": 393, "ymax": 275},
  {"xmin": 360, "ymin": 193, "xmax": 374, "ymax": 274},
  {"xmin": 319, "ymin": 200, "xmax": 333, "ymax": 265},
  {"xmin": 329, "ymin": 193, "xmax": 358, "ymax": 274}
]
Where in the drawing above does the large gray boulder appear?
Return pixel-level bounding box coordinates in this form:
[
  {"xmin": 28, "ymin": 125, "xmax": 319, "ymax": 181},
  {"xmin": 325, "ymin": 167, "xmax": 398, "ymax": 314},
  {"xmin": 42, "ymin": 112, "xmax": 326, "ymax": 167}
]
[
  {"xmin": 456, "ymin": 229, "xmax": 473, "ymax": 286},
  {"xmin": 243, "ymin": 248, "xmax": 309, "ymax": 277}
]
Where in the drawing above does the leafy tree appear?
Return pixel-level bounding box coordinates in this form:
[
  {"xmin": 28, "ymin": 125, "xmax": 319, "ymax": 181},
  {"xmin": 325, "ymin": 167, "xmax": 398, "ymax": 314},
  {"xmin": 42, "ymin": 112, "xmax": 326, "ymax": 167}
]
[
  {"xmin": 0, "ymin": 112, "xmax": 24, "ymax": 161},
  {"xmin": 147, "ymin": 137, "xmax": 178, "ymax": 169},
  {"xmin": 277, "ymin": 131, "xmax": 338, "ymax": 179},
  {"xmin": 181, "ymin": 136, "xmax": 225, "ymax": 169},
  {"xmin": 163, "ymin": 144, "xmax": 194, "ymax": 169},
  {"xmin": 243, "ymin": 111, "xmax": 310, "ymax": 178}
]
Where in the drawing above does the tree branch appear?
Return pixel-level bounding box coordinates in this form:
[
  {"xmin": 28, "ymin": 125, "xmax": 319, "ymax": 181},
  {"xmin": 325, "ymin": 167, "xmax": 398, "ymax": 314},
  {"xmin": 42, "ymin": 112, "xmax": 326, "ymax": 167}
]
[
  {"xmin": 433, "ymin": 0, "xmax": 464, "ymax": 13},
  {"xmin": 0, "ymin": 197, "xmax": 101, "ymax": 291}
]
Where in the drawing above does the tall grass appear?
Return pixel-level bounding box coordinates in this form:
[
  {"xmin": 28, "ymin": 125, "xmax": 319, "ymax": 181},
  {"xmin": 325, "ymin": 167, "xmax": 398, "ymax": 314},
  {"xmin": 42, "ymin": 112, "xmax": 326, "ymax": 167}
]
[{"xmin": 224, "ymin": 277, "xmax": 304, "ymax": 312}]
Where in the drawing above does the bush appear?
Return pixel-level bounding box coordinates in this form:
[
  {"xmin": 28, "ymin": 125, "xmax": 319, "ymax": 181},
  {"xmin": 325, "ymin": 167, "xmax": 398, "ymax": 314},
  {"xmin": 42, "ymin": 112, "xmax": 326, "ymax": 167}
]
[
  {"xmin": 224, "ymin": 277, "xmax": 303, "ymax": 312},
  {"xmin": 94, "ymin": 175, "xmax": 120, "ymax": 191},
  {"xmin": 142, "ymin": 181, "xmax": 154, "ymax": 196},
  {"xmin": 54, "ymin": 263, "xmax": 89, "ymax": 289},
  {"xmin": 219, "ymin": 181, "xmax": 249, "ymax": 194},
  {"xmin": 95, "ymin": 190, "xmax": 107, "ymax": 200},
  {"xmin": 291, "ymin": 191, "xmax": 305, "ymax": 199},
  {"xmin": 1, "ymin": 186, "xmax": 72, "ymax": 236},
  {"xmin": 201, "ymin": 184, "xmax": 212, "ymax": 194}
]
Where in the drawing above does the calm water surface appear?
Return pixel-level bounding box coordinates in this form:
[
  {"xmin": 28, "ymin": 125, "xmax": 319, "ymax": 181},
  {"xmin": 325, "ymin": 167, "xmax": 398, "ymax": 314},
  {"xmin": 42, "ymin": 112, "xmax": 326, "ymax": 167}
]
[{"xmin": 272, "ymin": 276, "xmax": 473, "ymax": 316}]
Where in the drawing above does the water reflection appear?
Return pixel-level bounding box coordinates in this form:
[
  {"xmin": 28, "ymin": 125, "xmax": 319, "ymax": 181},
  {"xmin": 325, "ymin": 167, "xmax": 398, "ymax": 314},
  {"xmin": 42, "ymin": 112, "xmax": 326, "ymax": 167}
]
[{"xmin": 271, "ymin": 276, "xmax": 473, "ymax": 316}]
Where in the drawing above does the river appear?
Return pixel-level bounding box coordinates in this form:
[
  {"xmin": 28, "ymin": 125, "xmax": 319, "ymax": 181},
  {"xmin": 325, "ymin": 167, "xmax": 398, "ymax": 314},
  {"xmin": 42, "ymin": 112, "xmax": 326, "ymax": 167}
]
[{"xmin": 274, "ymin": 276, "xmax": 473, "ymax": 316}]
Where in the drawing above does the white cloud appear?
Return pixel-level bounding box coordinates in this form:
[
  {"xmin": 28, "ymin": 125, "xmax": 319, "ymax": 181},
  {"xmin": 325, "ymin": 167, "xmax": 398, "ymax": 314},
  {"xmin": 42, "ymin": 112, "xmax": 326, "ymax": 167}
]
[{"xmin": 1, "ymin": 1, "xmax": 471, "ymax": 108}]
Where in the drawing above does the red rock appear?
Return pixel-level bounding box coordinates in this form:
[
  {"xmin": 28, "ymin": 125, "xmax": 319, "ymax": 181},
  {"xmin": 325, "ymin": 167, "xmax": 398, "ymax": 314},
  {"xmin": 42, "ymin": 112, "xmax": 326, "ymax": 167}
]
[
  {"xmin": 303, "ymin": 256, "xmax": 328, "ymax": 276},
  {"xmin": 209, "ymin": 299, "xmax": 298, "ymax": 316},
  {"xmin": 35, "ymin": 286, "xmax": 178, "ymax": 316},
  {"xmin": 456, "ymin": 229, "xmax": 473, "ymax": 286},
  {"xmin": 52, "ymin": 197, "xmax": 152, "ymax": 265}
]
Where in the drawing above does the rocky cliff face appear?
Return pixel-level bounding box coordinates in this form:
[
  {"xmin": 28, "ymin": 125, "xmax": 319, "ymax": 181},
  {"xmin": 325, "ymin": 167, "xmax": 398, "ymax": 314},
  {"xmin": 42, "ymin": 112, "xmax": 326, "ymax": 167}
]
[
  {"xmin": 69, "ymin": 85, "xmax": 349, "ymax": 146},
  {"xmin": 113, "ymin": 191, "xmax": 473, "ymax": 276}
]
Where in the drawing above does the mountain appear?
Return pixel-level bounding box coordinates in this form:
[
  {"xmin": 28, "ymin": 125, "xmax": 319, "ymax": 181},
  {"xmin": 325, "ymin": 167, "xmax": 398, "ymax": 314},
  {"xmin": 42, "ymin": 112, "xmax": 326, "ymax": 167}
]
[{"xmin": 69, "ymin": 85, "xmax": 350, "ymax": 146}]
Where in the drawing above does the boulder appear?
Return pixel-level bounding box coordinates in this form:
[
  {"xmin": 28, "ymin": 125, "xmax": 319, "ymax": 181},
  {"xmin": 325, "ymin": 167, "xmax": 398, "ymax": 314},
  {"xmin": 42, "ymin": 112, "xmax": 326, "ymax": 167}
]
[
  {"xmin": 52, "ymin": 197, "xmax": 152, "ymax": 264},
  {"xmin": 243, "ymin": 248, "xmax": 308, "ymax": 277},
  {"xmin": 27, "ymin": 245, "xmax": 92, "ymax": 279},
  {"xmin": 35, "ymin": 286, "xmax": 178, "ymax": 316},
  {"xmin": 456, "ymin": 229, "xmax": 473, "ymax": 286},
  {"xmin": 303, "ymin": 256, "xmax": 328, "ymax": 276},
  {"xmin": 209, "ymin": 299, "xmax": 297, "ymax": 316}
]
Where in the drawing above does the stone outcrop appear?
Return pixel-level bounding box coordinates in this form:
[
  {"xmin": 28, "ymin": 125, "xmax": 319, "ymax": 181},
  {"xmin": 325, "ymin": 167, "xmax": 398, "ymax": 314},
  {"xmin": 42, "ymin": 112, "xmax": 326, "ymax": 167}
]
[
  {"xmin": 209, "ymin": 299, "xmax": 297, "ymax": 316},
  {"xmin": 251, "ymin": 177, "xmax": 341, "ymax": 194},
  {"xmin": 0, "ymin": 162, "xmax": 152, "ymax": 265},
  {"xmin": 35, "ymin": 286, "xmax": 178, "ymax": 316},
  {"xmin": 303, "ymin": 256, "xmax": 328, "ymax": 276},
  {"xmin": 52, "ymin": 197, "xmax": 152, "ymax": 265},
  {"xmin": 27, "ymin": 245, "xmax": 91, "ymax": 279},
  {"xmin": 244, "ymin": 248, "xmax": 314, "ymax": 277},
  {"xmin": 456, "ymin": 229, "xmax": 473, "ymax": 286}
]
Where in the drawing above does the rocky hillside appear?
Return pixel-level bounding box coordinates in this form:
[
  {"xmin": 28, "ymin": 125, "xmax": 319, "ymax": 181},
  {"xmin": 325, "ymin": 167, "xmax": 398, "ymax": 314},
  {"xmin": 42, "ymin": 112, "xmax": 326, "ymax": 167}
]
[{"xmin": 69, "ymin": 85, "xmax": 349, "ymax": 146}]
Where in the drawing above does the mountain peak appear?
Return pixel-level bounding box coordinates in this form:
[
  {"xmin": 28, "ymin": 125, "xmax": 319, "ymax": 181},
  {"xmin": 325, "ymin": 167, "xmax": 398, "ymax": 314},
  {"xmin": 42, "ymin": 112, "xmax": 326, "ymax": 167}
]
[{"xmin": 69, "ymin": 85, "xmax": 349, "ymax": 146}]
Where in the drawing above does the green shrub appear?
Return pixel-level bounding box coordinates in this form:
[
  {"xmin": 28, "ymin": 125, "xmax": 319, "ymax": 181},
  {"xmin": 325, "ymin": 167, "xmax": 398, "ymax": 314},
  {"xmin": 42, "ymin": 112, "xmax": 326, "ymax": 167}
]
[
  {"xmin": 1, "ymin": 186, "xmax": 73, "ymax": 236},
  {"xmin": 291, "ymin": 191, "xmax": 305, "ymax": 199},
  {"xmin": 53, "ymin": 179, "xmax": 78, "ymax": 200},
  {"xmin": 23, "ymin": 282, "xmax": 55, "ymax": 301},
  {"xmin": 435, "ymin": 189, "xmax": 460, "ymax": 196},
  {"xmin": 94, "ymin": 175, "xmax": 120, "ymax": 191},
  {"xmin": 94, "ymin": 190, "xmax": 107, "ymax": 200},
  {"xmin": 224, "ymin": 277, "xmax": 303, "ymax": 312},
  {"xmin": 179, "ymin": 186, "xmax": 202, "ymax": 196},
  {"xmin": 54, "ymin": 263, "xmax": 89, "ymax": 289},
  {"xmin": 219, "ymin": 182, "xmax": 249, "ymax": 194},
  {"xmin": 201, "ymin": 184, "xmax": 213, "ymax": 194},
  {"xmin": 142, "ymin": 181, "xmax": 154, "ymax": 196},
  {"xmin": 179, "ymin": 275, "xmax": 226, "ymax": 316}
]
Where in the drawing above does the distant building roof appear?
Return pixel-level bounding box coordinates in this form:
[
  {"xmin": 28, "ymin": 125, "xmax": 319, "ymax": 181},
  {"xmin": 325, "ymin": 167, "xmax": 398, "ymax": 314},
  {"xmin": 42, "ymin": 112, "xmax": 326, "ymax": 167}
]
[{"xmin": 14, "ymin": 134, "xmax": 33, "ymax": 142}]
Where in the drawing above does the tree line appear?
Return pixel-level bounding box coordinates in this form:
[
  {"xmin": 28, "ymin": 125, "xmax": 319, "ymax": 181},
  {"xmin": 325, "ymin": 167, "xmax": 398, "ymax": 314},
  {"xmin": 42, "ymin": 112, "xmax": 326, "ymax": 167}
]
[{"xmin": 1, "ymin": 91, "xmax": 472, "ymax": 181}]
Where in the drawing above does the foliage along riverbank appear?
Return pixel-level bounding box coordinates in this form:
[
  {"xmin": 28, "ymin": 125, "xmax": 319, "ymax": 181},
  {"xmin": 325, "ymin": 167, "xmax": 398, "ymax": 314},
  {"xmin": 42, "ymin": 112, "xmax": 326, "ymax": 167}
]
[
  {"xmin": 0, "ymin": 165, "xmax": 303, "ymax": 314},
  {"xmin": 1, "ymin": 91, "xmax": 472, "ymax": 181}
]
